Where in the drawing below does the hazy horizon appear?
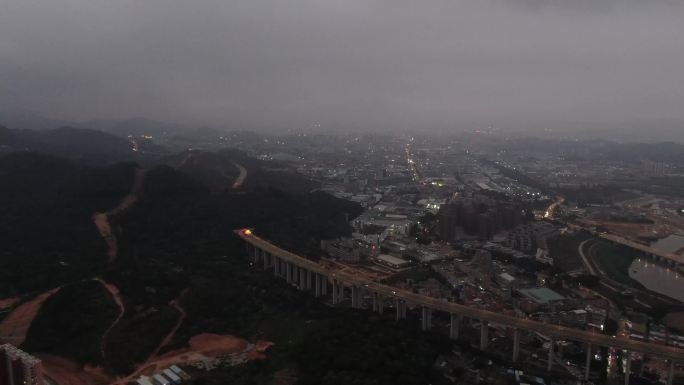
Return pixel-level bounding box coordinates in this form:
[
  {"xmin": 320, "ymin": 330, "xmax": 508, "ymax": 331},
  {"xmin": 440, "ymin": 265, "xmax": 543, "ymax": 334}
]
[{"xmin": 2, "ymin": 0, "xmax": 684, "ymax": 136}]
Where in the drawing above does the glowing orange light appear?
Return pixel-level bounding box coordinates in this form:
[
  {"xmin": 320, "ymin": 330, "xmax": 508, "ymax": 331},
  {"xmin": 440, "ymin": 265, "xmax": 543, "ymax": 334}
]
[{"xmin": 243, "ymin": 229, "xmax": 252, "ymax": 235}]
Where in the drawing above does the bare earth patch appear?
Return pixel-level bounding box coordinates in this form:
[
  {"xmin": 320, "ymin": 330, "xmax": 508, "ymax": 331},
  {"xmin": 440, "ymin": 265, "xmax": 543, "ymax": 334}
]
[
  {"xmin": 0, "ymin": 297, "xmax": 19, "ymax": 310},
  {"xmin": 39, "ymin": 354, "xmax": 113, "ymax": 385},
  {"xmin": 0, "ymin": 288, "xmax": 60, "ymax": 345},
  {"xmin": 112, "ymin": 334, "xmax": 272, "ymax": 385},
  {"xmin": 143, "ymin": 289, "xmax": 188, "ymax": 363}
]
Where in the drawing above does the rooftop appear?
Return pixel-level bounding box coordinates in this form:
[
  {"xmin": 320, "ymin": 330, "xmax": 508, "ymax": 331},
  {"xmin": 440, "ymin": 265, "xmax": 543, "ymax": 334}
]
[
  {"xmin": 518, "ymin": 288, "xmax": 565, "ymax": 304},
  {"xmin": 377, "ymin": 254, "xmax": 410, "ymax": 265}
]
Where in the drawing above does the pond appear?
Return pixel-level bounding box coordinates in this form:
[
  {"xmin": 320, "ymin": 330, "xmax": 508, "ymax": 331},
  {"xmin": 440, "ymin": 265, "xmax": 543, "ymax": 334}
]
[{"xmin": 628, "ymin": 258, "xmax": 684, "ymax": 302}]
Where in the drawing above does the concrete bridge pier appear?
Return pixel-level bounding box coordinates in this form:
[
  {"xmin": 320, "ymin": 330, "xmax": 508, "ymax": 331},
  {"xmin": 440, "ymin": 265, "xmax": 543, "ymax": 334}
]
[
  {"xmin": 421, "ymin": 307, "xmax": 432, "ymax": 331},
  {"xmin": 332, "ymin": 280, "xmax": 339, "ymax": 305},
  {"xmin": 337, "ymin": 282, "xmax": 345, "ymax": 304},
  {"xmin": 624, "ymin": 351, "xmax": 632, "ymax": 385},
  {"xmin": 351, "ymin": 286, "xmax": 360, "ymax": 308},
  {"xmin": 640, "ymin": 356, "xmax": 645, "ymax": 377},
  {"xmin": 357, "ymin": 286, "xmax": 365, "ymax": 309},
  {"xmin": 321, "ymin": 276, "xmax": 328, "ymax": 296},
  {"xmin": 585, "ymin": 343, "xmax": 592, "ymax": 381},
  {"xmin": 667, "ymin": 360, "xmax": 674, "ymax": 385},
  {"xmin": 395, "ymin": 298, "xmax": 406, "ymax": 321},
  {"xmin": 512, "ymin": 328, "xmax": 520, "ymax": 362},
  {"xmin": 547, "ymin": 338, "xmax": 554, "ymax": 372},
  {"xmin": 480, "ymin": 321, "xmax": 489, "ymax": 351},
  {"xmin": 357, "ymin": 286, "xmax": 364, "ymax": 309},
  {"xmin": 285, "ymin": 262, "xmax": 293, "ymax": 283},
  {"xmin": 253, "ymin": 247, "xmax": 260, "ymax": 264},
  {"xmin": 449, "ymin": 313, "xmax": 460, "ymax": 340},
  {"xmin": 306, "ymin": 270, "xmax": 312, "ymax": 290},
  {"xmin": 371, "ymin": 293, "xmax": 384, "ymax": 314},
  {"xmin": 298, "ymin": 267, "xmax": 307, "ymax": 290},
  {"xmin": 314, "ymin": 274, "xmax": 322, "ymax": 297}
]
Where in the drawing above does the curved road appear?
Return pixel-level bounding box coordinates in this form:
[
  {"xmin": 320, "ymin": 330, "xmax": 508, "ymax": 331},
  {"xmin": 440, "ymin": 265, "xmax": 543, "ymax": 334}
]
[
  {"xmin": 231, "ymin": 163, "xmax": 247, "ymax": 189},
  {"xmin": 237, "ymin": 229, "xmax": 684, "ymax": 362},
  {"xmin": 578, "ymin": 239, "xmax": 597, "ymax": 276},
  {"xmin": 579, "ymin": 238, "xmax": 680, "ymax": 307}
]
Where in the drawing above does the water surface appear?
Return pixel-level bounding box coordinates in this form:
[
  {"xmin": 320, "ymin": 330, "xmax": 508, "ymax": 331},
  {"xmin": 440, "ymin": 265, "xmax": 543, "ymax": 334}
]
[{"xmin": 629, "ymin": 259, "xmax": 684, "ymax": 302}]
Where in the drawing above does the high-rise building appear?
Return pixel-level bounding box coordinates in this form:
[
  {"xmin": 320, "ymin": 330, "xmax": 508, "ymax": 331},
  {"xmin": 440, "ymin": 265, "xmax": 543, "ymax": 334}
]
[
  {"xmin": 0, "ymin": 345, "xmax": 43, "ymax": 385},
  {"xmin": 436, "ymin": 202, "xmax": 461, "ymax": 241},
  {"xmin": 437, "ymin": 199, "xmax": 526, "ymax": 241},
  {"xmin": 507, "ymin": 222, "xmax": 559, "ymax": 253}
]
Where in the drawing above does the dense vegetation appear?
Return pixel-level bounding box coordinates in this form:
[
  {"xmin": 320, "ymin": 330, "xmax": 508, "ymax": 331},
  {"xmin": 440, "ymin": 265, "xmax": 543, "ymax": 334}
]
[
  {"xmin": 0, "ymin": 147, "xmax": 447, "ymax": 384},
  {"xmin": 547, "ymin": 231, "xmax": 592, "ymax": 272},
  {"xmin": 105, "ymin": 304, "xmax": 180, "ymax": 373},
  {"xmin": 0, "ymin": 152, "xmax": 135, "ymax": 296},
  {"xmin": 169, "ymin": 257, "xmax": 449, "ymax": 385},
  {"xmin": 113, "ymin": 165, "xmax": 361, "ymax": 265},
  {"xmin": 99, "ymin": 162, "xmax": 362, "ymax": 373},
  {"xmin": 22, "ymin": 280, "xmax": 119, "ymax": 364},
  {"xmin": 162, "ymin": 149, "xmax": 319, "ymax": 195},
  {"xmin": 590, "ymin": 240, "xmax": 643, "ymax": 288}
]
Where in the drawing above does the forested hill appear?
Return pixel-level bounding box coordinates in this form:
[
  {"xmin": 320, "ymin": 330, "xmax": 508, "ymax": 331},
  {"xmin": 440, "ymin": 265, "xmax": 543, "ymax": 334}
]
[
  {"xmin": 0, "ymin": 149, "xmax": 360, "ymax": 296},
  {"xmin": 0, "ymin": 152, "xmax": 136, "ymax": 295},
  {"xmin": 1, "ymin": 147, "xmax": 371, "ymax": 377},
  {"xmin": 0, "ymin": 144, "xmax": 453, "ymax": 385},
  {"xmin": 0, "ymin": 126, "xmax": 144, "ymax": 164}
]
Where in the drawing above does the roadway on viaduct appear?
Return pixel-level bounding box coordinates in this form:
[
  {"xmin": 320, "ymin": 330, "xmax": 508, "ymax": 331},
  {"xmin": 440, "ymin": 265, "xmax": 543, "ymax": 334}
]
[{"xmin": 236, "ymin": 229, "xmax": 684, "ymax": 362}]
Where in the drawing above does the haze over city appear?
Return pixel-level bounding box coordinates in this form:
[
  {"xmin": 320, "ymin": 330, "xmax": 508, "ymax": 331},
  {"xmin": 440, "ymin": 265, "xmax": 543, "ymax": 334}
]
[
  {"xmin": 2, "ymin": 0, "xmax": 684, "ymax": 138},
  {"xmin": 3, "ymin": 1, "xmax": 684, "ymax": 385}
]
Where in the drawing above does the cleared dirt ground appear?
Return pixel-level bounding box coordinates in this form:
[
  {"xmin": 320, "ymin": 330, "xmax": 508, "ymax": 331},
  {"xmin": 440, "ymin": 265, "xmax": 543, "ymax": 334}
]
[{"xmin": 0, "ymin": 288, "xmax": 60, "ymax": 345}]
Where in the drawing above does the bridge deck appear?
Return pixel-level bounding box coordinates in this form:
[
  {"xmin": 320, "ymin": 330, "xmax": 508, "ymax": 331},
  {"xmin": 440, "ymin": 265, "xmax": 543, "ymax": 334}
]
[
  {"xmin": 236, "ymin": 229, "xmax": 684, "ymax": 361},
  {"xmin": 599, "ymin": 233, "xmax": 684, "ymax": 264}
]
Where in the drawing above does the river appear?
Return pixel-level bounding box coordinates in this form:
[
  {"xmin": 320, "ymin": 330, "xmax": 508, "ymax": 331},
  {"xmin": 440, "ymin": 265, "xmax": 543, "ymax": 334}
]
[
  {"xmin": 628, "ymin": 258, "xmax": 684, "ymax": 302},
  {"xmin": 650, "ymin": 234, "xmax": 684, "ymax": 254}
]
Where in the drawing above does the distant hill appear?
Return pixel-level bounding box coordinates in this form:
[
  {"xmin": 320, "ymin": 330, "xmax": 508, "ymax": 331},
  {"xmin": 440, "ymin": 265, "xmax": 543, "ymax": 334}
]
[
  {"xmin": 611, "ymin": 119, "xmax": 684, "ymax": 144},
  {"xmin": 82, "ymin": 117, "xmax": 186, "ymax": 138},
  {"xmin": 0, "ymin": 126, "xmax": 139, "ymax": 164},
  {"xmin": 602, "ymin": 141, "xmax": 684, "ymax": 164},
  {"xmin": 0, "ymin": 112, "xmax": 72, "ymax": 132},
  {"xmin": 0, "ymin": 112, "xmax": 187, "ymax": 137},
  {"xmin": 161, "ymin": 149, "xmax": 318, "ymax": 194}
]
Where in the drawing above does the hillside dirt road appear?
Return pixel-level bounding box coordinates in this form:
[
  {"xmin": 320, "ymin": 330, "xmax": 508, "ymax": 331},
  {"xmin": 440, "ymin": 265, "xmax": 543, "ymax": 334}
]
[
  {"xmin": 95, "ymin": 278, "xmax": 125, "ymax": 364},
  {"xmin": 93, "ymin": 167, "xmax": 146, "ymax": 262},
  {"xmin": 232, "ymin": 162, "xmax": 247, "ymax": 189}
]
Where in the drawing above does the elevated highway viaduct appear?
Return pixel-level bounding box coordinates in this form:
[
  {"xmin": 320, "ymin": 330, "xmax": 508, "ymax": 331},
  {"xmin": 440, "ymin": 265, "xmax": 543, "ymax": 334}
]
[{"xmin": 236, "ymin": 229, "xmax": 683, "ymax": 385}]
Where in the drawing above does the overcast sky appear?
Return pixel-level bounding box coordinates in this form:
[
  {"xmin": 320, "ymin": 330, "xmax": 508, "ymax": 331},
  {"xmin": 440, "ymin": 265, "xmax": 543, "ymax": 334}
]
[{"xmin": 1, "ymin": 0, "xmax": 683, "ymax": 133}]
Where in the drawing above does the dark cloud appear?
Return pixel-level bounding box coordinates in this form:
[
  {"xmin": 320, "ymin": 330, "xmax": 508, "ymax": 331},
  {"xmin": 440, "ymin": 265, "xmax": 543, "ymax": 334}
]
[{"xmin": 1, "ymin": 0, "xmax": 683, "ymax": 132}]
